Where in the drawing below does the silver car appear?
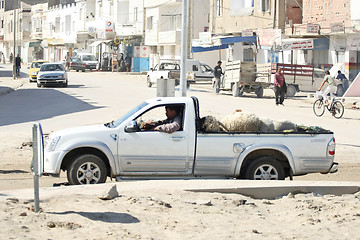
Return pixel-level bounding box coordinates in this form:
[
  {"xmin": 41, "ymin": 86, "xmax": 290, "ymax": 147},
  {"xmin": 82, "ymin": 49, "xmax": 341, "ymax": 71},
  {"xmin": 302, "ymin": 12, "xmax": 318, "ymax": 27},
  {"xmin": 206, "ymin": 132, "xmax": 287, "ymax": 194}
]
[{"xmin": 37, "ymin": 63, "xmax": 68, "ymax": 87}]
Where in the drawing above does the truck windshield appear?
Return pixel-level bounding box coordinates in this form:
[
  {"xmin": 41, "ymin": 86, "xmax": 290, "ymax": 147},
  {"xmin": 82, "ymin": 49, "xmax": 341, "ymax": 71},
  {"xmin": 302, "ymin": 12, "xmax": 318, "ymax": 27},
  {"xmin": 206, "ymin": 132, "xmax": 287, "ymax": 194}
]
[{"xmin": 107, "ymin": 102, "xmax": 149, "ymax": 128}]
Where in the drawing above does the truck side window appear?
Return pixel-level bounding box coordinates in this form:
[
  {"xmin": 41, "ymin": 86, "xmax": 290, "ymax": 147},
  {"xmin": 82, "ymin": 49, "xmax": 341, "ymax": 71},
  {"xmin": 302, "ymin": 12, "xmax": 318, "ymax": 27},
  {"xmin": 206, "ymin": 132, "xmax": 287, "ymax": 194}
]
[{"xmin": 192, "ymin": 65, "xmax": 198, "ymax": 71}]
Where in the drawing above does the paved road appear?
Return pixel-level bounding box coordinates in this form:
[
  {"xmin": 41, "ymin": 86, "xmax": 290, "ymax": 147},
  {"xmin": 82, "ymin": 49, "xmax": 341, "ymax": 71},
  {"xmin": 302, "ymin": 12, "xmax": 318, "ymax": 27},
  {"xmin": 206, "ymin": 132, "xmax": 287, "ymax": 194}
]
[{"xmin": 0, "ymin": 68, "xmax": 359, "ymax": 189}]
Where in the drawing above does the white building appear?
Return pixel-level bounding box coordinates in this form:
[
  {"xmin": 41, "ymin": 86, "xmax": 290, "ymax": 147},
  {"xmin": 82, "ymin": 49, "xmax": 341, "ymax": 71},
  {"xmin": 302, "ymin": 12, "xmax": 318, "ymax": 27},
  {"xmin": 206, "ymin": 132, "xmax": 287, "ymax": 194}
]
[{"xmin": 144, "ymin": 0, "xmax": 210, "ymax": 68}]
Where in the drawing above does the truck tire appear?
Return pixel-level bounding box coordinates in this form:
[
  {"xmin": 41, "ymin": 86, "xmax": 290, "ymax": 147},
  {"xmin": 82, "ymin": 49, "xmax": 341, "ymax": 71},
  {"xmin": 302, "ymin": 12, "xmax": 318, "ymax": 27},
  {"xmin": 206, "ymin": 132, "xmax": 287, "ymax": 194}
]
[
  {"xmin": 147, "ymin": 76, "xmax": 152, "ymax": 87},
  {"xmin": 245, "ymin": 157, "xmax": 285, "ymax": 180},
  {"xmin": 286, "ymin": 85, "xmax": 296, "ymax": 98},
  {"xmin": 255, "ymin": 87, "xmax": 263, "ymax": 98},
  {"xmin": 67, "ymin": 154, "xmax": 107, "ymax": 185},
  {"xmin": 232, "ymin": 84, "xmax": 240, "ymax": 97}
]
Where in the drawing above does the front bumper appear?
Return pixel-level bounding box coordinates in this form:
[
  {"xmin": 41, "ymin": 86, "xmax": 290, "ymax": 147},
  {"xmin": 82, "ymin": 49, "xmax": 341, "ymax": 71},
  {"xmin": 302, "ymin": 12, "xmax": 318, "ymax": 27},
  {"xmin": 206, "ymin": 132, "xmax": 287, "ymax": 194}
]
[
  {"xmin": 38, "ymin": 78, "xmax": 67, "ymax": 85},
  {"xmin": 43, "ymin": 150, "xmax": 62, "ymax": 174}
]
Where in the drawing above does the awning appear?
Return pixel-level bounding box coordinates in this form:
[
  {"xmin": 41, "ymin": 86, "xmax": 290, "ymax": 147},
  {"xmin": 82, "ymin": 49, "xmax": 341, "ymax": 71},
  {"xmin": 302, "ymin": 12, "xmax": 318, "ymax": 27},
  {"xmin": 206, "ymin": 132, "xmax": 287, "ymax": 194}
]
[
  {"xmin": 220, "ymin": 35, "xmax": 257, "ymax": 45},
  {"xmin": 191, "ymin": 44, "xmax": 229, "ymax": 53},
  {"xmin": 191, "ymin": 35, "xmax": 257, "ymax": 53},
  {"xmin": 89, "ymin": 40, "xmax": 103, "ymax": 47},
  {"xmin": 26, "ymin": 41, "xmax": 41, "ymax": 48},
  {"xmin": 42, "ymin": 39, "xmax": 65, "ymax": 46}
]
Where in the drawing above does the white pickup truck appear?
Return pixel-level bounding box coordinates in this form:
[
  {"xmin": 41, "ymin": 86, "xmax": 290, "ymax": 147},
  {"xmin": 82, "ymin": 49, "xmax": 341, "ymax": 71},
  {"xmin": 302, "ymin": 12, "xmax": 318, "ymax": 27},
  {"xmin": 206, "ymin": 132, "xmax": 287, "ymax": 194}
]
[{"xmin": 43, "ymin": 97, "xmax": 338, "ymax": 185}]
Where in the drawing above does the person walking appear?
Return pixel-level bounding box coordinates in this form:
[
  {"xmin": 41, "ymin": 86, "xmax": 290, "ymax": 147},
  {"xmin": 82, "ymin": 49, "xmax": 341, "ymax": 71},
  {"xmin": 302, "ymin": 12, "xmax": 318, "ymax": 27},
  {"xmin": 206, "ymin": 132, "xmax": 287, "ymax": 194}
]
[
  {"xmin": 15, "ymin": 54, "xmax": 21, "ymax": 77},
  {"xmin": 214, "ymin": 60, "xmax": 223, "ymax": 94},
  {"xmin": 65, "ymin": 52, "xmax": 71, "ymax": 70},
  {"xmin": 274, "ymin": 67, "xmax": 286, "ymax": 105}
]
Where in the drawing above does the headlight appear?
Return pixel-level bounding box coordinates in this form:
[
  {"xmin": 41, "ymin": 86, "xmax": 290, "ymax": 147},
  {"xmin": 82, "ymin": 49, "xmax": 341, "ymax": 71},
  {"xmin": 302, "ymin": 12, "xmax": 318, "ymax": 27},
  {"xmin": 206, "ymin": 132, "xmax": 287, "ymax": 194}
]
[
  {"xmin": 46, "ymin": 136, "xmax": 61, "ymax": 152},
  {"xmin": 58, "ymin": 74, "xmax": 64, "ymax": 78}
]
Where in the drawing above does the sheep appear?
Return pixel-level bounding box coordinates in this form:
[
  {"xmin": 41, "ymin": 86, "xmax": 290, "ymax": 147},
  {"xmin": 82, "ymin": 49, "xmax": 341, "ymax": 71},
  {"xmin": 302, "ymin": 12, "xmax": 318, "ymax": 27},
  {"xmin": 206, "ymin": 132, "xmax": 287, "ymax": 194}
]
[{"xmin": 221, "ymin": 112, "xmax": 262, "ymax": 132}]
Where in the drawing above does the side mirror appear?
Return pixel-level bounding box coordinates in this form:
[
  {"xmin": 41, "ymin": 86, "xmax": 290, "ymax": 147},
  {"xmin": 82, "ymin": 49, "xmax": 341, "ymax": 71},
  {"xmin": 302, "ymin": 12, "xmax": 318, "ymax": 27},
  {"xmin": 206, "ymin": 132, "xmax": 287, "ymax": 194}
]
[
  {"xmin": 124, "ymin": 120, "xmax": 139, "ymax": 133},
  {"xmin": 150, "ymin": 68, "xmax": 153, "ymax": 71}
]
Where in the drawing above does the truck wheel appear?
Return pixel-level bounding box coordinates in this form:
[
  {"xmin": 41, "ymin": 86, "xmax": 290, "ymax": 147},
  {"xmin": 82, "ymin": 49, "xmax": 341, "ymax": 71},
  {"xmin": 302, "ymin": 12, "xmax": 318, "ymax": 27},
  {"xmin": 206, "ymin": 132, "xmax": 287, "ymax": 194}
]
[
  {"xmin": 286, "ymin": 85, "xmax": 296, "ymax": 98},
  {"xmin": 232, "ymin": 84, "xmax": 240, "ymax": 97},
  {"xmin": 147, "ymin": 76, "xmax": 152, "ymax": 87},
  {"xmin": 245, "ymin": 157, "xmax": 285, "ymax": 180},
  {"xmin": 255, "ymin": 87, "xmax": 264, "ymax": 98},
  {"xmin": 67, "ymin": 154, "xmax": 107, "ymax": 185}
]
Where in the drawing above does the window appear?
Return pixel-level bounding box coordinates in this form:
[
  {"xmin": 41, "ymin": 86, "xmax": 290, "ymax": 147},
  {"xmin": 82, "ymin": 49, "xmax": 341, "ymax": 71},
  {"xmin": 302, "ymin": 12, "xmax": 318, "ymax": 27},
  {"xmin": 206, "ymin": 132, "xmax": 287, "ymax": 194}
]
[
  {"xmin": 134, "ymin": 105, "xmax": 184, "ymax": 132},
  {"xmin": 216, "ymin": 0, "xmax": 223, "ymax": 17},
  {"xmin": 147, "ymin": 16, "xmax": 153, "ymax": 30},
  {"xmin": 258, "ymin": 0, "xmax": 270, "ymax": 12},
  {"xmin": 192, "ymin": 65, "xmax": 198, "ymax": 71}
]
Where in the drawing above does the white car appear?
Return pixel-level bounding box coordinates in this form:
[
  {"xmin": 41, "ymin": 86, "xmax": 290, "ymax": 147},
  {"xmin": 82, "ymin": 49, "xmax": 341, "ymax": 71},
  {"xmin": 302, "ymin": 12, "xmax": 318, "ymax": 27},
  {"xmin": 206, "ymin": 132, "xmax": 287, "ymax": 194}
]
[{"xmin": 37, "ymin": 63, "xmax": 68, "ymax": 87}]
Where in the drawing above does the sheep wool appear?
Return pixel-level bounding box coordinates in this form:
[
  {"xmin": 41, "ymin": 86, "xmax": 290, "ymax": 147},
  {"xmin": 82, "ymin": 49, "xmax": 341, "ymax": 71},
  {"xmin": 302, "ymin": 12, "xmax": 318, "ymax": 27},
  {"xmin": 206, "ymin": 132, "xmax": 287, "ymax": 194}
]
[
  {"xmin": 202, "ymin": 116, "xmax": 222, "ymax": 132},
  {"xmin": 274, "ymin": 120, "xmax": 296, "ymax": 132},
  {"xmin": 221, "ymin": 112, "xmax": 261, "ymax": 132}
]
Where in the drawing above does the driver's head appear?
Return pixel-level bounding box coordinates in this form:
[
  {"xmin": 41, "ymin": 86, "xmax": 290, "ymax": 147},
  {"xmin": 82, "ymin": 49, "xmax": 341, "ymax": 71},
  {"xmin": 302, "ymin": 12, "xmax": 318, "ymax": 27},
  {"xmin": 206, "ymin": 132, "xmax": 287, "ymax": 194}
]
[{"xmin": 165, "ymin": 106, "xmax": 181, "ymax": 120}]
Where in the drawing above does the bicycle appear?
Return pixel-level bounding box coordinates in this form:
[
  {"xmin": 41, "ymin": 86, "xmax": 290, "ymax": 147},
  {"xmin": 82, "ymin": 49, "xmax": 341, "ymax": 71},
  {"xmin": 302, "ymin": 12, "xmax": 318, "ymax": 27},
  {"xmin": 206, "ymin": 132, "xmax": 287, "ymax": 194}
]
[{"xmin": 313, "ymin": 91, "xmax": 344, "ymax": 119}]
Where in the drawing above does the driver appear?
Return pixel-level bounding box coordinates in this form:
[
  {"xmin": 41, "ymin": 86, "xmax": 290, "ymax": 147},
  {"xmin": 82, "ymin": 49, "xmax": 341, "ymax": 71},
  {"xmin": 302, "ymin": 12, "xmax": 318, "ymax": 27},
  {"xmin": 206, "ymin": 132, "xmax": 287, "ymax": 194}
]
[{"xmin": 141, "ymin": 106, "xmax": 182, "ymax": 134}]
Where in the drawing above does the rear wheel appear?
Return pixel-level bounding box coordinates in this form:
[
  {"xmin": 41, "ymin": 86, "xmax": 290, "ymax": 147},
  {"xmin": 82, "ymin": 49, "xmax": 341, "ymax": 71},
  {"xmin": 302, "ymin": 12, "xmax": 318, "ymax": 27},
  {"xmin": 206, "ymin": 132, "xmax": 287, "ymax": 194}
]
[
  {"xmin": 313, "ymin": 99, "xmax": 325, "ymax": 117},
  {"xmin": 67, "ymin": 154, "xmax": 107, "ymax": 185},
  {"xmin": 76, "ymin": 70, "xmax": 79, "ymax": 72},
  {"xmin": 245, "ymin": 157, "xmax": 285, "ymax": 180},
  {"xmin": 332, "ymin": 101, "xmax": 344, "ymax": 119},
  {"xmin": 286, "ymin": 85, "xmax": 297, "ymax": 97},
  {"xmin": 232, "ymin": 84, "xmax": 240, "ymax": 97}
]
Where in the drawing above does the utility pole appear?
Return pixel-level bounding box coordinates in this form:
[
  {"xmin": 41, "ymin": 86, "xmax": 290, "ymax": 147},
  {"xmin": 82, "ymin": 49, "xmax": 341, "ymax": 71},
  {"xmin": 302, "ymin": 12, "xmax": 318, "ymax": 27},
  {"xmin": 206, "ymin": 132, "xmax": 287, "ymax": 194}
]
[
  {"xmin": 13, "ymin": 0, "xmax": 16, "ymax": 79},
  {"xmin": 179, "ymin": 0, "xmax": 188, "ymax": 96}
]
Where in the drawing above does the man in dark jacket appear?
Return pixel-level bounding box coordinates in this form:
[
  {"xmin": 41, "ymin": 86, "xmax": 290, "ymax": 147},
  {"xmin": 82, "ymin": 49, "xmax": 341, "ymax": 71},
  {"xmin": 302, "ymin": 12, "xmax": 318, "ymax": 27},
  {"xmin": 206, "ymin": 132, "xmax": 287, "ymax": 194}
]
[
  {"xmin": 214, "ymin": 61, "xmax": 223, "ymax": 94},
  {"xmin": 15, "ymin": 54, "xmax": 21, "ymax": 77}
]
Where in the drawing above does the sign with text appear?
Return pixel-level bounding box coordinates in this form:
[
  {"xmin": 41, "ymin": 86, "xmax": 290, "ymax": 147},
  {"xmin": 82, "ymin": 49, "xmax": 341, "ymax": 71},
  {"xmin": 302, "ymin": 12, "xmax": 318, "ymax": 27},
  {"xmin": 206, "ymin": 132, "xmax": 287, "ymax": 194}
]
[
  {"xmin": 282, "ymin": 39, "xmax": 314, "ymax": 50},
  {"xmin": 306, "ymin": 24, "xmax": 320, "ymax": 34},
  {"xmin": 331, "ymin": 23, "xmax": 345, "ymax": 32},
  {"xmin": 242, "ymin": 30, "xmax": 253, "ymax": 37}
]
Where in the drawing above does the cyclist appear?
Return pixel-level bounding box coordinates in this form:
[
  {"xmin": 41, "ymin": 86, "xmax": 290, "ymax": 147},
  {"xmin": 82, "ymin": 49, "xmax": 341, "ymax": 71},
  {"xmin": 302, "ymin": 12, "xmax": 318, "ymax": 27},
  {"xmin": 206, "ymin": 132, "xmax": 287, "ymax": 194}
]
[{"xmin": 318, "ymin": 70, "xmax": 337, "ymax": 105}]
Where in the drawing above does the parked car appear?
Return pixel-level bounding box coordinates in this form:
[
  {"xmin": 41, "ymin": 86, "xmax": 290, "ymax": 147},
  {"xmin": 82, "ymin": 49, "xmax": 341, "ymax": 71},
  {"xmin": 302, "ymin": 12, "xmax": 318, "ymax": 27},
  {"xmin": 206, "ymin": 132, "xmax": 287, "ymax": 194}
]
[
  {"xmin": 43, "ymin": 97, "xmax": 337, "ymax": 185},
  {"xmin": 28, "ymin": 60, "xmax": 48, "ymax": 82},
  {"xmin": 76, "ymin": 53, "xmax": 99, "ymax": 70},
  {"xmin": 69, "ymin": 57, "xmax": 86, "ymax": 72},
  {"xmin": 37, "ymin": 63, "xmax": 68, "ymax": 87}
]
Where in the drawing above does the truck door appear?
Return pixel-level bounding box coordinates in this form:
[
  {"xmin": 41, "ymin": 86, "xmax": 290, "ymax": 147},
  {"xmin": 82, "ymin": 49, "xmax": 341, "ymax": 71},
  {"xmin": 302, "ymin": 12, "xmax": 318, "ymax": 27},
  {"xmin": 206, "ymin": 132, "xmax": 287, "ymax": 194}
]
[{"xmin": 117, "ymin": 104, "xmax": 191, "ymax": 174}]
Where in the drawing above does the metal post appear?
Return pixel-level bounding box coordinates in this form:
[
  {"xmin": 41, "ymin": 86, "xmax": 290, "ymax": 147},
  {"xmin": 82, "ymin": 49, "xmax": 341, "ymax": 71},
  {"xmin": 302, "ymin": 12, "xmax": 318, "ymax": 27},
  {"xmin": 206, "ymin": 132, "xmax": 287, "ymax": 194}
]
[
  {"xmin": 13, "ymin": 2, "xmax": 16, "ymax": 79},
  {"xmin": 32, "ymin": 125, "xmax": 40, "ymax": 213},
  {"xmin": 180, "ymin": 0, "xmax": 188, "ymax": 97}
]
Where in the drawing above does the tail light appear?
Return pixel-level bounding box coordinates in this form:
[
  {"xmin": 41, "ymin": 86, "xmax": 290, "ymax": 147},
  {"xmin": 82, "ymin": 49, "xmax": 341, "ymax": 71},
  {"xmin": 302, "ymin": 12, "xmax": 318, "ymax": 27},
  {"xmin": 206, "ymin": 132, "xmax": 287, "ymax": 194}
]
[
  {"xmin": 327, "ymin": 137, "xmax": 335, "ymax": 156},
  {"xmin": 82, "ymin": 64, "xmax": 86, "ymax": 66},
  {"xmin": 70, "ymin": 63, "xmax": 74, "ymax": 66}
]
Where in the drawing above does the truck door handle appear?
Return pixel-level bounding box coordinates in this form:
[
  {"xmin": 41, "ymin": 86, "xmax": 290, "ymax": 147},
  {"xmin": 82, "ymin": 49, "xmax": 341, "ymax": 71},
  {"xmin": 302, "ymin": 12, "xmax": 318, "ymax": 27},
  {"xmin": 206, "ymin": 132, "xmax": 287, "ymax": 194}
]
[{"xmin": 170, "ymin": 136, "xmax": 184, "ymax": 141}]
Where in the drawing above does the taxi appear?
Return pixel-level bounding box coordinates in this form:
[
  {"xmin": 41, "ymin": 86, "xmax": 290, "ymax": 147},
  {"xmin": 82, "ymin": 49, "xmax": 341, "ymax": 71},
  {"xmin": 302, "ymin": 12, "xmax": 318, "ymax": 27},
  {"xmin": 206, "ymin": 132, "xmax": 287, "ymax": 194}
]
[{"xmin": 28, "ymin": 60, "xmax": 48, "ymax": 82}]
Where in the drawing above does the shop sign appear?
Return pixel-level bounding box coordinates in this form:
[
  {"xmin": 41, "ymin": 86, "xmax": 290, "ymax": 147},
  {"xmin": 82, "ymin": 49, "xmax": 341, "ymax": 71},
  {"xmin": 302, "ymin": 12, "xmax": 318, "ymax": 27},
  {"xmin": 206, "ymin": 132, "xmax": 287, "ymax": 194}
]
[
  {"xmin": 331, "ymin": 23, "xmax": 345, "ymax": 32},
  {"xmin": 306, "ymin": 24, "xmax": 320, "ymax": 34},
  {"xmin": 282, "ymin": 39, "xmax": 314, "ymax": 50}
]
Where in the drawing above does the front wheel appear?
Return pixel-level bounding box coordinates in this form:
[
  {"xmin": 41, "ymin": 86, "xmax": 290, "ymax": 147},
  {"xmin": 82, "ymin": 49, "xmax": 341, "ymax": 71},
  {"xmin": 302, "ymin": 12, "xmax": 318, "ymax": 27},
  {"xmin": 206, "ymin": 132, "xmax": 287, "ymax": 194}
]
[
  {"xmin": 313, "ymin": 99, "xmax": 325, "ymax": 117},
  {"xmin": 286, "ymin": 85, "xmax": 297, "ymax": 98},
  {"xmin": 245, "ymin": 157, "xmax": 285, "ymax": 180},
  {"xmin": 332, "ymin": 101, "xmax": 344, "ymax": 119},
  {"xmin": 67, "ymin": 154, "xmax": 108, "ymax": 185}
]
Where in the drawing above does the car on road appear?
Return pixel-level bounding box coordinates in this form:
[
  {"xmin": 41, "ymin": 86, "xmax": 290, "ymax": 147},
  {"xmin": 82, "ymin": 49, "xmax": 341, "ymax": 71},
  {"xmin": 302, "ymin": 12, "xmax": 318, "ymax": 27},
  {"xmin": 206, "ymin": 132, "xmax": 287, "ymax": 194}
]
[
  {"xmin": 43, "ymin": 97, "xmax": 337, "ymax": 185},
  {"xmin": 37, "ymin": 63, "xmax": 68, "ymax": 87},
  {"xmin": 76, "ymin": 53, "xmax": 99, "ymax": 70},
  {"xmin": 69, "ymin": 57, "xmax": 86, "ymax": 72},
  {"xmin": 28, "ymin": 60, "xmax": 48, "ymax": 82}
]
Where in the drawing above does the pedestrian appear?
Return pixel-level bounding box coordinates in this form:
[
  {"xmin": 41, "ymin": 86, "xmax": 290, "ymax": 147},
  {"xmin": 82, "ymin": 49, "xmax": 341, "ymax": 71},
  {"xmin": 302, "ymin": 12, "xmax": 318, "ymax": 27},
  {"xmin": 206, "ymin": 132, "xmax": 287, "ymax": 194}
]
[
  {"xmin": 274, "ymin": 67, "xmax": 286, "ymax": 105},
  {"xmin": 336, "ymin": 70, "xmax": 349, "ymax": 94},
  {"xmin": 15, "ymin": 54, "xmax": 21, "ymax": 77},
  {"xmin": 65, "ymin": 52, "xmax": 71, "ymax": 70},
  {"xmin": 9, "ymin": 53, "xmax": 13, "ymax": 63},
  {"xmin": 318, "ymin": 70, "xmax": 337, "ymax": 105},
  {"xmin": 214, "ymin": 60, "xmax": 223, "ymax": 93}
]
